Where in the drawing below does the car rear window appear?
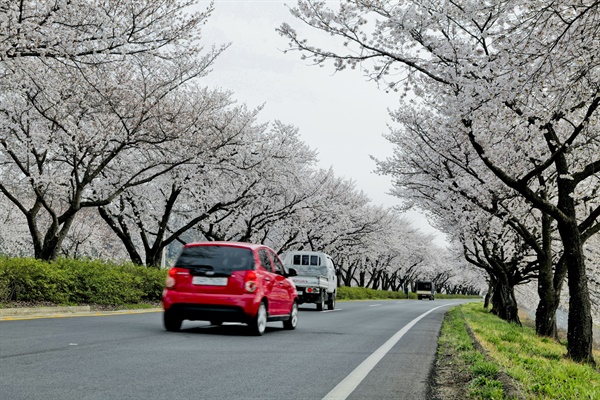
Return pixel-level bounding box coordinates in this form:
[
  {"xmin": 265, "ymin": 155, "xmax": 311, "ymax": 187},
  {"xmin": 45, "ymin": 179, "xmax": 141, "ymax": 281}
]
[{"xmin": 175, "ymin": 245, "xmax": 255, "ymax": 273}]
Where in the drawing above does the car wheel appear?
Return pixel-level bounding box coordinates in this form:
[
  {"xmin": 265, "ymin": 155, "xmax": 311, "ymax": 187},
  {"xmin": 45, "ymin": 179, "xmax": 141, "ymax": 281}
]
[
  {"xmin": 327, "ymin": 292, "xmax": 336, "ymax": 310},
  {"xmin": 283, "ymin": 302, "xmax": 298, "ymax": 330},
  {"xmin": 249, "ymin": 302, "xmax": 267, "ymax": 336},
  {"xmin": 316, "ymin": 291, "xmax": 325, "ymax": 311},
  {"xmin": 164, "ymin": 310, "xmax": 182, "ymax": 332}
]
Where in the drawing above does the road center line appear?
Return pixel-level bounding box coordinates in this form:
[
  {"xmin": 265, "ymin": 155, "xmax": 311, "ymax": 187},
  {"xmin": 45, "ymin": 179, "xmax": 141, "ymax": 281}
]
[{"xmin": 322, "ymin": 304, "xmax": 449, "ymax": 400}]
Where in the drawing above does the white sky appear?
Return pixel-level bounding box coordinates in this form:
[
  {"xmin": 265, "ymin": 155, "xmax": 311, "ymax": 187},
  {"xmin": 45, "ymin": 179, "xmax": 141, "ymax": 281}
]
[{"xmin": 195, "ymin": 0, "xmax": 447, "ymax": 245}]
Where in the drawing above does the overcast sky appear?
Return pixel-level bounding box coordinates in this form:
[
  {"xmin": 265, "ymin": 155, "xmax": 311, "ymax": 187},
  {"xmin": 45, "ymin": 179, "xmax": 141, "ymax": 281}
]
[{"xmin": 195, "ymin": 0, "xmax": 447, "ymax": 245}]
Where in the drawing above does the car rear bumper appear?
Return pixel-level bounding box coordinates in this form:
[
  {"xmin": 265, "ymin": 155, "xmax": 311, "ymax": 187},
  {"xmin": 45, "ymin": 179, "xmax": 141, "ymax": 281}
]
[{"xmin": 162, "ymin": 290, "xmax": 260, "ymax": 322}]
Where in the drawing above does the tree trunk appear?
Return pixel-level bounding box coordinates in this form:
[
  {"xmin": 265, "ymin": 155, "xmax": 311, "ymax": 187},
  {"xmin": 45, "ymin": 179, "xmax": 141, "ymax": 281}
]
[
  {"xmin": 535, "ymin": 254, "xmax": 565, "ymax": 339},
  {"xmin": 535, "ymin": 294, "xmax": 558, "ymax": 339},
  {"xmin": 358, "ymin": 270, "xmax": 366, "ymax": 287},
  {"xmin": 554, "ymin": 167, "xmax": 595, "ymax": 365},
  {"xmin": 145, "ymin": 246, "xmax": 163, "ymax": 269},
  {"xmin": 558, "ymin": 218, "xmax": 595, "ymax": 365},
  {"xmin": 342, "ymin": 267, "xmax": 353, "ymax": 287},
  {"xmin": 533, "ymin": 208, "xmax": 562, "ymax": 338},
  {"xmin": 483, "ymin": 280, "xmax": 493, "ymax": 309},
  {"xmin": 490, "ymin": 276, "xmax": 521, "ymax": 325},
  {"xmin": 39, "ymin": 213, "xmax": 77, "ymax": 261},
  {"xmin": 98, "ymin": 207, "xmax": 144, "ymax": 266}
]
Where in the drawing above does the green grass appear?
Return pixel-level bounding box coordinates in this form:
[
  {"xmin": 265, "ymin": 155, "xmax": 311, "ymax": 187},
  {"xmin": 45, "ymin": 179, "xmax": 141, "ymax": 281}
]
[{"xmin": 443, "ymin": 303, "xmax": 600, "ymax": 399}]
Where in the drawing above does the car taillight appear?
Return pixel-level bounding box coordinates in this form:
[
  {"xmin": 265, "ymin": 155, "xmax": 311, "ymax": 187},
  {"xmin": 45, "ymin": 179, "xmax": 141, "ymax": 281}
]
[
  {"xmin": 166, "ymin": 267, "xmax": 188, "ymax": 289},
  {"xmin": 244, "ymin": 270, "xmax": 257, "ymax": 293}
]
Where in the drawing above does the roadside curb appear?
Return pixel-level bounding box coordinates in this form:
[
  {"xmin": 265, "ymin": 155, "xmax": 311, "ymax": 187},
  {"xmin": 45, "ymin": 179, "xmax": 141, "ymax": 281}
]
[
  {"xmin": 0, "ymin": 305, "xmax": 91, "ymax": 317},
  {"xmin": 0, "ymin": 306, "xmax": 162, "ymax": 320}
]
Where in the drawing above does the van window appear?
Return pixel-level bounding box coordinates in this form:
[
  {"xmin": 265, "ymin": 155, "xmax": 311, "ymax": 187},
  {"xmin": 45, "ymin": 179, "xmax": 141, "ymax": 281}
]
[{"xmin": 293, "ymin": 254, "xmax": 320, "ymax": 266}]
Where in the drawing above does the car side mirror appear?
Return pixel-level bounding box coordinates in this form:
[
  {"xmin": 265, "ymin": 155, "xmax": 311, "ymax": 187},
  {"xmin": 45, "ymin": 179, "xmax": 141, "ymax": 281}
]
[{"xmin": 287, "ymin": 268, "xmax": 297, "ymax": 277}]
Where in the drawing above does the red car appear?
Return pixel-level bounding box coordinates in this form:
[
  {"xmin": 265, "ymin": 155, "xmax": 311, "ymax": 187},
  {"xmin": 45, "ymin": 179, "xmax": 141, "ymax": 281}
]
[{"xmin": 162, "ymin": 241, "xmax": 299, "ymax": 335}]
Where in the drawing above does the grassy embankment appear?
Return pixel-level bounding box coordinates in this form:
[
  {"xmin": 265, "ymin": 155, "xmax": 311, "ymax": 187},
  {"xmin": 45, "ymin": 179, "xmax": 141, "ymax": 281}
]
[{"xmin": 438, "ymin": 302, "xmax": 600, "ymax": 399}]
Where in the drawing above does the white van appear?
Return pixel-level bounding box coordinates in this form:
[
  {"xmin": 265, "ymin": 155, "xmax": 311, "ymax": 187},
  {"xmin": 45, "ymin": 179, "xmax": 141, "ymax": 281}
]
[{"xmin": 283, "ymin": 251, "xmax": 337, "ymax": 311}]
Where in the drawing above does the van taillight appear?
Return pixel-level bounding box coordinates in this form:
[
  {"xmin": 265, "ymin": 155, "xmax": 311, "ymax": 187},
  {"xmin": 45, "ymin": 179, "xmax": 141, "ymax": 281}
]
[
  {"xmin": 166, "ymin": 267, "xmax": 188, "ymax": 289},
  {"xmin": 244, "ymin": 270, "xmax": 257, "ymax": 293}
]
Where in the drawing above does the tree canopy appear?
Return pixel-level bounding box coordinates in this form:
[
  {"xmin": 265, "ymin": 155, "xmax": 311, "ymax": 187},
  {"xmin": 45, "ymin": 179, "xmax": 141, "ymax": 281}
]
[{"xmin": 278, "ymin": 0, "xmax": 600, "ymax": 364}]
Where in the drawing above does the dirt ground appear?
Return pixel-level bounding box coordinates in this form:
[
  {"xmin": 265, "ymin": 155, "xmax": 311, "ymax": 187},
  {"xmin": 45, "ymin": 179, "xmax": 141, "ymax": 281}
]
[{"xmin": 430, "ymin": 344, "xmax": 472, "ymax": 400}]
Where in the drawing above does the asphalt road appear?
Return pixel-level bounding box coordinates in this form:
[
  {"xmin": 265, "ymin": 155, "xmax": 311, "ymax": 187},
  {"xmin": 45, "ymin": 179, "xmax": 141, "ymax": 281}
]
[{"xmin": 0, "ymin": 299, "xmax": 472, "ymax": 400}]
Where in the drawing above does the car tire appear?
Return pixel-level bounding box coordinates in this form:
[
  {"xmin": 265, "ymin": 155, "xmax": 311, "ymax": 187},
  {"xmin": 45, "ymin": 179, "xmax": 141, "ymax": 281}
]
[
  {"xmin": 317, "ymin": 291, "xmax": 325, "ymax": 311},
  {"xmin": 164, "ymin": 310, "xmax": 182, "ymax": 332},
  {"xmin": 283, "ymin": 302, "xmax": 298, "ymax": 330},
  {"xmin": 327, "ymin": 291, "xmax": 336, "ymax": 310},
  {"xmin": 249, "ymin": 302, "xmax": 267, "ymax": 336}
]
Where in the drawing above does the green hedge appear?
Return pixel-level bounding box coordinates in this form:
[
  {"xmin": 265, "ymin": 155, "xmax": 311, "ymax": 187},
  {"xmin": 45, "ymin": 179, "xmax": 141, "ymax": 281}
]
[
  {"xmin": 337, "ymin": 286, "xmax": 410, "ymax": 300},
  {"xmin": 0, "ymin": 256, "xmax": 479, "ymax": 307},
  {"xmin": 336, "ymin": 286, "xmax": 480, "ymax": 301},
  {"xmin": 0, "ymin": 257, "xmax": 167, "ymax": 306}
]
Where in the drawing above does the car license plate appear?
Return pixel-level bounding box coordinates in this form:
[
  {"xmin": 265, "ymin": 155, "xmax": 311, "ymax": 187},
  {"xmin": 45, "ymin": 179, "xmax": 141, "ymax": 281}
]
[
  {"xmin": 192, "ymin": 276, "xmax": 228, "ymax": 286},
  {"xmin": 296, "ymin": 290, "xmax": 303, "ymax": 295}
]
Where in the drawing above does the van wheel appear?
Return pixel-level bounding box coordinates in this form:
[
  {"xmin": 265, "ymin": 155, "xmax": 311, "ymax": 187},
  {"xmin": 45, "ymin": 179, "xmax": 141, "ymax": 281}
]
[
  {"xmin": 283, "ymin": 302, "xmax": 298, "ymax": 330},
  {"xmin": 328, "ymin": 292, "xmax": 336, "ymax": 310},
  {"xmin": 164, "ymin": 310, "xmax": 182, "ymax": 332},
  {"xmin": 317, "ymin": 292, "xmax": 325, "ymax": 311},
  {"xmin": 249, "ymin": 302, "xmax": 267, "ymax": 336}
]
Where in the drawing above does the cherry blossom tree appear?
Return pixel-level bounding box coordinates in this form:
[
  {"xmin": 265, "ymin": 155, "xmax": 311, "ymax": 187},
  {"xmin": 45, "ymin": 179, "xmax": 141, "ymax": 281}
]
[
  {"xmin": 96, "ymin": 89, "xmax": 267, "ymax": 267},
  {"xmin": 0, "ymin": 193, "xmax": 30, "ymax": 256},
  {"xmin": 376, "ymin": 101, "xmax": 569, "ymax": 336},
  {"xmin": 279, "ymin": 0, "xmax": 600, "ymax": 364},
  {"xmin": 0, "ymin": 0, "xmax": 212, "ymax": 61},
  {"xmin": 462, "ymin": 213, "xmax": 539, "ymax": 324},
  {"xmin": 189, "ymin": 121, "xmax": 322, "ymax": 246},
  {"xmin": 0, "ymin": 1, "xmax": 225, "ymax": 261}
]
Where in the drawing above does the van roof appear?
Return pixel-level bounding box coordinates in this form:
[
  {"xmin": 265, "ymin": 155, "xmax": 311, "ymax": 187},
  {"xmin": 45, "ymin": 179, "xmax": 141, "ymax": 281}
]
[{"xmin": 284, "ymin": 250, "xmax": 329, "ymax": 255}]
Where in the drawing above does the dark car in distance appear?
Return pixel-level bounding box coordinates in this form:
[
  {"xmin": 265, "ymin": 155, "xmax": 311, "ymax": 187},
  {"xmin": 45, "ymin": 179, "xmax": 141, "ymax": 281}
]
[
  {"xmin": 416, "ymin": 280, "xmax": 435, "ymax": 300},
  {"xmin": 162, "ymin": 241, "xmax": 299, "ymax": 335}
]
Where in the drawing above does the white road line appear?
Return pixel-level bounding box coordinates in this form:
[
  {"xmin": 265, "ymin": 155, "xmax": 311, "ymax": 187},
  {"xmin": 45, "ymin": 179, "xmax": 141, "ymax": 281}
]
[
  {"xmin": 322, "ymin": 304, "xmax": 449, "ymax": 400},
  {"xmin": 369, "ymin": 304, "xmax": 381, "ymax": 307}
]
